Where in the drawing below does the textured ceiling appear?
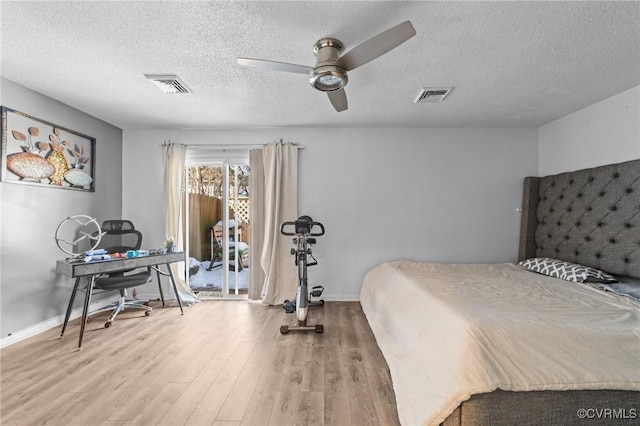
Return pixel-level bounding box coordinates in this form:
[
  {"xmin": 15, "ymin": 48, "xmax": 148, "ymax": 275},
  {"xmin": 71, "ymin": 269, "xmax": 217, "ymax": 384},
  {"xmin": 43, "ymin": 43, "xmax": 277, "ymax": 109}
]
[{"xmin": 1, "ymin": 1, "xmax": 639, "ymax": 130}]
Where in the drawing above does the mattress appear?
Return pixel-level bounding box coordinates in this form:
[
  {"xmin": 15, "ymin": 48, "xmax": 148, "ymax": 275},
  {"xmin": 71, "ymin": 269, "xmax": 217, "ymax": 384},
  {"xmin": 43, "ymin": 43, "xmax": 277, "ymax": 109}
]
[{"xmin": 360, "ymin": 260, "xmax": 640, "ymax": 426}]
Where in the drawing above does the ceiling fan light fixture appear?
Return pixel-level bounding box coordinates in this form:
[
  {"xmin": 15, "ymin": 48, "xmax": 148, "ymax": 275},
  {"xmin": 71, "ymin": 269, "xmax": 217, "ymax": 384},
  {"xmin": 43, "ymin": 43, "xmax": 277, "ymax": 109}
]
[
  {"xmin": 310, "ymin": 65, "xmax": 348, "ymax": 91},
  {"xmin": 237, "ymin": 21, "xmax": 416, "ymax": 111}
]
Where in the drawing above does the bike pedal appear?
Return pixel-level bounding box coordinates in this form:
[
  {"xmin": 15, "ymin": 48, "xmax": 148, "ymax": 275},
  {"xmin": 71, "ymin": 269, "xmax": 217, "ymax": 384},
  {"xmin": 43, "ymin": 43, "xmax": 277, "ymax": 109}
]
[
  {"xmin": 283, "ymin": 300, "xmax": 296, "ymax": 314},
  {"xmin": 310, "ymin": 286, "xmax": 324, "ymax": 297}
]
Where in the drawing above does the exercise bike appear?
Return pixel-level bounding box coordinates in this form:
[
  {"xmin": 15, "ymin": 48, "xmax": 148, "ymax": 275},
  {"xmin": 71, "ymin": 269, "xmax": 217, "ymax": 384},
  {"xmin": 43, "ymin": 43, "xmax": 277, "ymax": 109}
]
[{"xmin": 279, "ymin": 216, "xmax": 325, "ymax": 334}]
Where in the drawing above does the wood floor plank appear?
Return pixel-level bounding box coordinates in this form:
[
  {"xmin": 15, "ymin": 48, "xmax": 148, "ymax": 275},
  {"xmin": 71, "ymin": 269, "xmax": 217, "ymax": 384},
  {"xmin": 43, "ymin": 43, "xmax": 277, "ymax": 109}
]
[
  {"xmin": 268, "ymin": 389, "xmax": 302, "ymax": 426},
  {"xmin": 0, "ymin": 301, "xmax": 399, "ymax": 426},
  {"xmin": 161, "ymin": 358, "xmax": 227, "ymax": 426},
  {"xmin": 296, "ymin": 391, "xmax": 325, "ymax": 426},
  {"xmin": 343, "ymin": 348, "xmax": 381, "ymax": 426},
  {"xmin": 105, "ymin": 340, "xmax": 201, "ymax": 422},
  {"xmin": 48, "ymin": 369, "xmax": 139, "ymax": 426},
  {"xmin": 129, "ymin": 381, "xmax": 190, "ymax": 425},
  {"xmin": 183, "ymin": 340, "xmax": 255, "ymax": 426},
  {"xmin": 215, "ymin": 341, "xmax": 272, "ymax": 422},
  {"xmin": 323, "ymin": 338, "xmax": 352, "ymax": 426},
  {"xmin": 366, "ymin": 366, "xmax": 402, "ymax": 426},
  {"xmin": 239, "ymin": 343, "xmax": 284, "ymax": 426}
]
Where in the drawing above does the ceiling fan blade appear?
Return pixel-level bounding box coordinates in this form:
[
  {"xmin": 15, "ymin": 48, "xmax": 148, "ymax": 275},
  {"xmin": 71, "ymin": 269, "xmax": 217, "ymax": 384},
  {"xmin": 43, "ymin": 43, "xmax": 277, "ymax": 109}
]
[
  {"xmin": 337, "ymin": 20, "xmax": 416, "ymax": 71},
  {"xmin": 237, "ymin": 58, "xmax": 313, "ymax": 75},
  {"xmin": 327, "ymin": 89, "xmax": 348, "ymax": 112}
]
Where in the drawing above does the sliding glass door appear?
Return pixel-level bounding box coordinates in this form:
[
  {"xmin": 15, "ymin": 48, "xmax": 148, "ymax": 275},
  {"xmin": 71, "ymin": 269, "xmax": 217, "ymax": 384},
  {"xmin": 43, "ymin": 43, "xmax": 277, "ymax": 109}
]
[{"xmin": 185, "ymin": 149, "xmax": 250, "ymax": 299}]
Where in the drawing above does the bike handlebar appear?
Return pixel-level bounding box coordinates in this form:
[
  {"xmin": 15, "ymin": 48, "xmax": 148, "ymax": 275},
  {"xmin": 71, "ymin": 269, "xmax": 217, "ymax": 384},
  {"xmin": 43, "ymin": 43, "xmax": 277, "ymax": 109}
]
[{"xmin": 280, "ymin": 220, "xmax": 325, "ymax": 236}]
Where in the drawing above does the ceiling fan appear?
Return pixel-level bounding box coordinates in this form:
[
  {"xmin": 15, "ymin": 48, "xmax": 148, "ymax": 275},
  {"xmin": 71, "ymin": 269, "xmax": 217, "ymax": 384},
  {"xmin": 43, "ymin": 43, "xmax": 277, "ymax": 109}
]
[{"xmin": 237, "ymin": 21, "xmax": 416, "ymax": 112}]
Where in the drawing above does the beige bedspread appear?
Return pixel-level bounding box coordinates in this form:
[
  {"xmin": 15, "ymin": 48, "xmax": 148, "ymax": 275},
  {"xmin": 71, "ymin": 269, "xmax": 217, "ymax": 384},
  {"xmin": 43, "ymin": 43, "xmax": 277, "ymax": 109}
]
[{"xmin": 360, "ymin": 261, "xmax": 640, "ymax": 426}]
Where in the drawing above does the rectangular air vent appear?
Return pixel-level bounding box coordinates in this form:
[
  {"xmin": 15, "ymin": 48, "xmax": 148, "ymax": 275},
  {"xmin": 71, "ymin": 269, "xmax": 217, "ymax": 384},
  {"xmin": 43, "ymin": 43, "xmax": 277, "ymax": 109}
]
[
  {"xmin": 414, "ymin": 87, "xmax": 452, "ymax": 103},
  {"xmin": 145, "ymin": 74, "xmax": 192, "ymax": 94}
]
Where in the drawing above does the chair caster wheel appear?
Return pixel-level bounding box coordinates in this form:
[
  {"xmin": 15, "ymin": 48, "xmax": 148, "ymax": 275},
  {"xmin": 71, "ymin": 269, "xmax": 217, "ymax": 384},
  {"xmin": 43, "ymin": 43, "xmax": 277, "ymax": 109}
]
[
  {"xmin": 144, "ymin": 310, "xmax": 151, "ymax": 316},
  {"xmin": 280, "ymin": 325, "xmax": 289, "ymax": 334},
  {"xmin": 104, "ymin": 321, "xmax": 112, "ymax": 328},
  {"xmin": 315, "ymin": 325, "xmax": 323, "ymax": 333}
]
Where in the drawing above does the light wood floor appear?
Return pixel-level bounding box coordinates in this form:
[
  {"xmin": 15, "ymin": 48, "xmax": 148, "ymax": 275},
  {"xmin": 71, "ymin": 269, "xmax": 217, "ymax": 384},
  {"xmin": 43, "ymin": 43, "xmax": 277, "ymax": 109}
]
[{"xmin": 0, "ymin": 301, "xmax": 399, "ymax": 426}]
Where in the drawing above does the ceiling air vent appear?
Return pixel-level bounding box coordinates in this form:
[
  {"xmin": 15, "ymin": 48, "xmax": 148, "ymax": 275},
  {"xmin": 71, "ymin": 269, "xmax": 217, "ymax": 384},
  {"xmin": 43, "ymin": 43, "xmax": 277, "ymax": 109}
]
[
  {"xmin": 414, "ymin": 87, "xmax": 452, "ymax": 103},
  {"xmin": 145, "ymin": 74, "xmax": 192, "ymax": 94}
]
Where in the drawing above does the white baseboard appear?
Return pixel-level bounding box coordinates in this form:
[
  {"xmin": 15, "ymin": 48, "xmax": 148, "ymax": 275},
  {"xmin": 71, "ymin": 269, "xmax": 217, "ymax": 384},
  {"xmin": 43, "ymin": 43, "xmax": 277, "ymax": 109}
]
[
  {"xmin": 0, "ymin": 295, "xmax": 119, "ymax": 349},
  {"xmin": 321, "ymin": 296, "xmax": 360, "ymax": 302}
]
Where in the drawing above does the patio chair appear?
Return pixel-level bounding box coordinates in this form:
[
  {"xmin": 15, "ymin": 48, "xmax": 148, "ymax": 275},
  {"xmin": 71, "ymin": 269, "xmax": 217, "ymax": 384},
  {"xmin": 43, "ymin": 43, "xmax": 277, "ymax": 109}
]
[{"xmin": 206, "ymin": 224, "xmax": 245, "ymax": 271}]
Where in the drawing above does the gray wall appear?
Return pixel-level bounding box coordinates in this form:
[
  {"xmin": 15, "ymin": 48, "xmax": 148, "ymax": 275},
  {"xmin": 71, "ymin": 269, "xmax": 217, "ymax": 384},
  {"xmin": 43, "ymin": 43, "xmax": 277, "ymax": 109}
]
[
  {"xmin": 122, "ymin": 127, "xmax": 539, "ymax": 300},
  {"xmin": 5, "ymin": 78, "xmax": 636, "ymax": 340},
  {"xmin": 0, "ymin": 77, "xmax": 123, "ymax": 338},
  {"xmin": 539, "ymin": 85, "xmax": 640, "ymax": 175}
]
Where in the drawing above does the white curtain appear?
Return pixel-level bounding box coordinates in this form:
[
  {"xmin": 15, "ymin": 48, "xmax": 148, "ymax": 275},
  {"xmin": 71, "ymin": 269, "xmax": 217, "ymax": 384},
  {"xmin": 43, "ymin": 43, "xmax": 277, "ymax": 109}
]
[
  {"xmin": 161, "ymin": 142, "xmax": 199, "ymax": 305},
  {"xmin": 249, "ymin": 141, "xmax": 298, "ymax": 305},
  {"xmin": 248, "ymin": 148, "xmax": 265, "ymax": 300}
]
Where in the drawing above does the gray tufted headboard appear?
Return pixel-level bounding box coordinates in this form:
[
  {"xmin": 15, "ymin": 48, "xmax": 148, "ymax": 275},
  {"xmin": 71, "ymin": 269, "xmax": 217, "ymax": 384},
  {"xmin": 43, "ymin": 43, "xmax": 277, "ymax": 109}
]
[{"xmin": 519, "ymin": 159, "xmax": 640, "ymax": 278}]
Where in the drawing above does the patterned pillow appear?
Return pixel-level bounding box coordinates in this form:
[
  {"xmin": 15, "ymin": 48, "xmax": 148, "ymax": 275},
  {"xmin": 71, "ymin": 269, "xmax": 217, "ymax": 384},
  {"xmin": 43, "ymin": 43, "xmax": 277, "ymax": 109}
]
[{"xmin": 518, "ymin": 257, "xmax": 618, "ymax": 283}]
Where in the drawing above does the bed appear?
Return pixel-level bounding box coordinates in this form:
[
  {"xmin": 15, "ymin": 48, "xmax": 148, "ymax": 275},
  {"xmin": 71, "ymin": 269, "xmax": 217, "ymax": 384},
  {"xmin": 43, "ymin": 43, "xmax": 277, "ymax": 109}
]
[{"xmin": 360, "ymin": 159, "xmax": 640, "ymax": 426}]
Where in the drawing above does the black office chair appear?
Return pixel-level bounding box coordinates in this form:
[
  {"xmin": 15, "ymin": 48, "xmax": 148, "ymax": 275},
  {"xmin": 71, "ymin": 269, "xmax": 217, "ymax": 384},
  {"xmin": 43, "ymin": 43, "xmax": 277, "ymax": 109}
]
[{"xmin": 93, "ymin": 220, "xmax": 152, "ymax": 328}]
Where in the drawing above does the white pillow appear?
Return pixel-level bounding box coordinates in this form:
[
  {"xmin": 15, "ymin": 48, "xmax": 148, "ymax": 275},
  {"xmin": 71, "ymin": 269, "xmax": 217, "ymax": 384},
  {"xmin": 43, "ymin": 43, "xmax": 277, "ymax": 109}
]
[{"xmin": 518, "ymin": 257, "xmax": 618, "ymax": 283}]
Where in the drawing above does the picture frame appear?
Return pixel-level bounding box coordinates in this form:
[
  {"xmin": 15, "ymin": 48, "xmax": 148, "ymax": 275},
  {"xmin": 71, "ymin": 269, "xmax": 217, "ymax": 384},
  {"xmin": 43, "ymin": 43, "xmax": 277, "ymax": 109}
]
[{"xmin": 1, "ymin": 106, "xmax": 96, "ymax": 191}]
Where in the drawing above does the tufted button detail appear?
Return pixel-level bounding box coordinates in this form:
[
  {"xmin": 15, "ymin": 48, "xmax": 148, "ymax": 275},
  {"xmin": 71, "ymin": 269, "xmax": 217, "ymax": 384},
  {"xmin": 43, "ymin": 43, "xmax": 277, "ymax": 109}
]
[{"xmin": 535, "ymin": 165, "xmax": 639, "ymax": 275}]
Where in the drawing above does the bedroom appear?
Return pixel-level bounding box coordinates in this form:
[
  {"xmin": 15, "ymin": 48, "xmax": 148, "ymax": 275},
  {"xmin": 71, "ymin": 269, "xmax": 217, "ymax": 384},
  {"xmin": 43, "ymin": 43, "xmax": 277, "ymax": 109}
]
[{"xmin": 1, "ymin": 1, "xmax": 639, "ymax": 425}]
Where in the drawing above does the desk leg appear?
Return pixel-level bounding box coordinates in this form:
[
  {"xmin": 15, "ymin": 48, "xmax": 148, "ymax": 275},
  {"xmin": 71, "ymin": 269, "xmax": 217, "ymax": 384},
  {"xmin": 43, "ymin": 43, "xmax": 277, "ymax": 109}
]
[
  {"xmin": 61, "ymin": 277, "xmax": 81, "ymax": 337},
  {"xmin": 78, "ymin": 275, "xmax": 96, "ymax": 350},
  {"xmin": 155, "ymin": 268, "xmax": 166, "ymax": 307},
  {"xmin": 165, "ymin": 264, "xmax": 184, "ymax": 315}
]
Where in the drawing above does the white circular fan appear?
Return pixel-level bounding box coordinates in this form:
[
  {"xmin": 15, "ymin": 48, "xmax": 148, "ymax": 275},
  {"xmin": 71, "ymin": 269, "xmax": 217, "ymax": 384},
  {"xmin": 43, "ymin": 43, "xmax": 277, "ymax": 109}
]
[{"xmin": 54, "ymin": 215, "xmax": 103, "ymax": 257}]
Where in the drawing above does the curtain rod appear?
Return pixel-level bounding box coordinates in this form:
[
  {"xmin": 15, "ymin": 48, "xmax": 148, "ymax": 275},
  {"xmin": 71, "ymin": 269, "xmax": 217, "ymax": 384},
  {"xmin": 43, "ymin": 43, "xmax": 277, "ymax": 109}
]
[
  {"xmin": 161, "ymin": 142, "xmax": 304, "ymax": 149},
  {"xmin": 185, "ymin": 144, "xmax": 265, "ymax": 149}
]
